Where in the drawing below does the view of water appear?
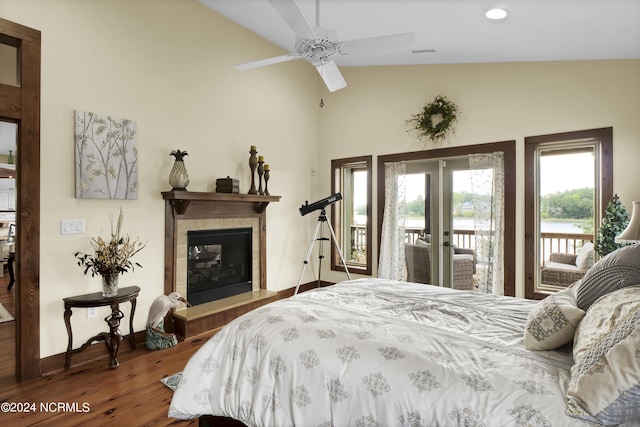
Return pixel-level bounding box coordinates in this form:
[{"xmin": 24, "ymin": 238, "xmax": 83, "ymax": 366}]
[
  {"xmin": 355, "ymin": 215, "xmax": 586, "ymax": 233},
  {"xmin": 450, "ymin": 217, "xmax": 586, "ymax": 233}
]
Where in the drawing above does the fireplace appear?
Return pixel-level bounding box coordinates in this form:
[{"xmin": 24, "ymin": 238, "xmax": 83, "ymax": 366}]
[
  {"xmin": 163, "ymin": 191, "xmax": 280, "ymax": 339},
  {"xmin": 187, "ymin": 228, "xmax": 252, "ymax": 305}
]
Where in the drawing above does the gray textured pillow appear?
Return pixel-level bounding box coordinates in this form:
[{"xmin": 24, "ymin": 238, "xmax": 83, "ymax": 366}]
[{"xmin": 575, "ymin": 244, "xmax": 640, "ymax": 310}]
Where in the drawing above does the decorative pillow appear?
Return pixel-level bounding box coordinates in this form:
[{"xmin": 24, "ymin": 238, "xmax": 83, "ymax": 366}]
[
  {"xmin": 575, "ymin": 244, "xmax": 640, "ymax": 310},
  {"xmin": 566, "ymin": 286, "xmax": 640, "ymax": 425},
  {"xmin": 574, "ymin": 242, "xmax": 594, "ymax": 271},
  {"xmin": 523, "ymin": 287, "xmax": 585, "ymax": 350},
  {"xmin": 415, "ymin": 238, "xmax": 429, "ymax": 247}
]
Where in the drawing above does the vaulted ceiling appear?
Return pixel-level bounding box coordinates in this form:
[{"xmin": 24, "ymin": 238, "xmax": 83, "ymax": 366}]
[{"xmin": 200, "ymin": 0, "xmax": 640, "ymax": 67}]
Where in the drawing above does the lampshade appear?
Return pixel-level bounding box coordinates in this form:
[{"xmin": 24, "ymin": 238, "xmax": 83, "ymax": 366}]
[{"xmin": 616, "ymin": 201, "xmax": 640, "ymax": 242}]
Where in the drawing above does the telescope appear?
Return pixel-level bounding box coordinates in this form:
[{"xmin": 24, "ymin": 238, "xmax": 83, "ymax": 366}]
[
  {"xmin": 299, "ymin": 193, "xmax": 342, "ymax": 216},
  {"xmin": 295, "ymin": 192, "xmax": 351, "ymax": 294}
]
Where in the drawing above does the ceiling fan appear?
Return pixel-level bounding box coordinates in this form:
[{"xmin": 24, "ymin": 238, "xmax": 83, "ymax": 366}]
[{"xmin": 233, "ymin": 0, "xmax": 415, "ymax": 92}]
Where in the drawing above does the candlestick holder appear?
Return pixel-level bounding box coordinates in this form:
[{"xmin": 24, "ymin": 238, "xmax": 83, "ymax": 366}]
[
  {"xmin": 264, "ymin": 168, "xmax": 270, "ymax": 196},
  {"xmin": 257, "ymin": 159, "xmax": 265, "ymax": 195},
  {"xmin": 248, "ymin": 147, "xmax": 258, "ymax": 194}
]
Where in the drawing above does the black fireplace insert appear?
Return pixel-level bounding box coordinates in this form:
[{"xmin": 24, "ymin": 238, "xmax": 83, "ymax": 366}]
[{"xmin": 186, "ymin": 227, "xmax": 252, "ymax": 306}]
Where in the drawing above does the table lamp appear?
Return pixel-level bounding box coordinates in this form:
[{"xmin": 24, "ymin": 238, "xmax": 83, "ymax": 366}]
[{"xmin": 616, "ymin": 201, "xmax": 640, "ymax": 243}]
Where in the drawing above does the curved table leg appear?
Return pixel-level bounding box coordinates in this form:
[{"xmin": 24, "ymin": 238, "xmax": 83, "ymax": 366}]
[
  {"xmin": 64, "ymin": 307, "xmax": 73, "ymax": 370},
  {"xmin": 129, "ymin": 298, "xmax": 137, "ymax": 349}
]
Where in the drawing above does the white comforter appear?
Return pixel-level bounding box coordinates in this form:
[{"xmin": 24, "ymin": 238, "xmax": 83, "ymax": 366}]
[{"xmin": 168, "ymin": 278, "xmax": 626, "ymax": 426}]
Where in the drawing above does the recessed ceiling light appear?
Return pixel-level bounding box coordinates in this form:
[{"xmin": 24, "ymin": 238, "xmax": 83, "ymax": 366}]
[{"xmin": 486, "ymin": 8, "xmax": 508, "ymax": 20}]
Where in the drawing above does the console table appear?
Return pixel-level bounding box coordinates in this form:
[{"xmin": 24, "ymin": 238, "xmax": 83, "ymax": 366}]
[{"xmin": 63, "ymin": 285, "xmax": 140, "ymax": 370}]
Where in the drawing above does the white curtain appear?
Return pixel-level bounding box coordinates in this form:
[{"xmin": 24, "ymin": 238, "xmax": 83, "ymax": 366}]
[
  {"xmin": 469, "ymin": 152, "xmax": 505, "ymax": 295},
  {"xmin": 378, "ymin": 161, "xmax": 407, "ymax": 280}
]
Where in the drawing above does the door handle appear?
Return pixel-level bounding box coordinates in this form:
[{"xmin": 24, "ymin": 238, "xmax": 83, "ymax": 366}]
[{"xmin": 443, "ymin": 242, "xmax": 450, "ymax": 247}]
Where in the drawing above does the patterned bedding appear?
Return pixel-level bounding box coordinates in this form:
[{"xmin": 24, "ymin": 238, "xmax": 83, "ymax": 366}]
[{"xmin": 168, "ymin": 278, "xmax": 640, "ymax": 426}]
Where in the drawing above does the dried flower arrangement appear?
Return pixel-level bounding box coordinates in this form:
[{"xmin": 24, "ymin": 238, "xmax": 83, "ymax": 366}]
[{"xmin": 73, "ymin": 209, "xmax": 146, "ymax": 278}]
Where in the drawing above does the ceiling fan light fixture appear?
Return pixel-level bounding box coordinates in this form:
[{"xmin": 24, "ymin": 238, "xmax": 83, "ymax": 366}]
[{"xmin": 485, "ymin": 8, "xmax": 508, "ymax": 20}]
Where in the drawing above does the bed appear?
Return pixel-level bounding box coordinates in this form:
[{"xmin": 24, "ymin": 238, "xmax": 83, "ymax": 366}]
[{"xmin": 168, "ymin": 277, "xmax": 640, "ymax": 426}]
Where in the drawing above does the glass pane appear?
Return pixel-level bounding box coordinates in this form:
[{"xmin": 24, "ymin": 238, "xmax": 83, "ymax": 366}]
[
  {"xmin": 404, "ymin": 173, "xmax": 426, "ymax": 242},
  {"xmin": 0, "ymin": 42, "xmax": 19, "ymax": 87},
  {"xmin": 538, "ymin": 149, "xmax": 595, "ymax": 290},
  {"xmin": 0, "ymin": 121, "xmax": 17, "ymax": 229},
  {"xmin": 0, "ymin": 121, "xmax": 17, "ymax": 167},
  {"xmin": 338, "ymin": 167, "xmax": 367, "ymax": 266},
  {"xmin": 348, "ymin": 170, "xmax": 367, "ymax": 264}
]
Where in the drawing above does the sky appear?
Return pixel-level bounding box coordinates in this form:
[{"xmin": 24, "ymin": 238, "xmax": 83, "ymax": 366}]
[{"xmin": 539, "ymin": 152, "xmax": 594, "ymax": 196}]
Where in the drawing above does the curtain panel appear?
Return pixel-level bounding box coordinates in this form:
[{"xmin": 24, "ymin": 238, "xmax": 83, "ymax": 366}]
[
  {"xmin": 378, "ymin": 161, "xmax": 407, "ymax": 280},
  {"xmin": 469, "ymin": 152, "xmax": 505, "ymax": 295}
]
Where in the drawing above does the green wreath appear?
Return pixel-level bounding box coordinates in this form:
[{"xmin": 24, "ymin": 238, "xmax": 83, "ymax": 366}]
[{"xmin": 407, "ymin": 95, "xmax": 459, "ymax": 143}]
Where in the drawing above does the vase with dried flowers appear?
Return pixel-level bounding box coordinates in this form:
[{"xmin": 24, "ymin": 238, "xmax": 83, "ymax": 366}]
[{"xmin": 73, "ymin": 210, "xmax": 146, "ymax": 297}]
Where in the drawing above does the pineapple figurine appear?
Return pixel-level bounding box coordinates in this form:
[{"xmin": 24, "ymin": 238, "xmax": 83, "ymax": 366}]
[{"xmin": 169, "ymin": 150, "xmax": 190, "ymax": 190}]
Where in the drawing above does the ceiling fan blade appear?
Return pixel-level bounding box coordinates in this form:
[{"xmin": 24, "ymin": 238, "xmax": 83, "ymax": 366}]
[
  {"xmin": 268, "ymin": 0, "xmax": 316, "ymax": 40},
  {"xmin": 339, "ymin": 32, "xmax": 415, "ymax": 55},
  {"xmin": 316, "ymin": 60, "xmax": 347, "ymax": 92},
  {"xmin": 233, "ymin": 54, "xmax": 298, "ymax": 71}
]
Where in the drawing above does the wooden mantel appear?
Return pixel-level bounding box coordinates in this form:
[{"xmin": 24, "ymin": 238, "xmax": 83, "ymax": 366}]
[{"xmin": 161, "ymin": 190, "xmax": 281, "ymax": 215}]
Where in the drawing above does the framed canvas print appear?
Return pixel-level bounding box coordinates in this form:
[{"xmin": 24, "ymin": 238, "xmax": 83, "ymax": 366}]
[{"xmin": 74, "ymin": 110, "xmax": 138, "ymax": 199}]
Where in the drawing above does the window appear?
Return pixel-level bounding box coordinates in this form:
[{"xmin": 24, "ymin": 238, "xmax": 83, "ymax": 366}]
[
  {"xmin": 524, "ymin": 128, "xmax": 613, "ymax": 299},
  {"xmin": 331, "ymin": 156, "xmax": 372, "ymax": 275}
]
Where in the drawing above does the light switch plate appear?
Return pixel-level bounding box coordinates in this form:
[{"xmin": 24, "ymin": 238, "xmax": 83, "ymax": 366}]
[
  {"xmin": 61, "ymin": 219, "xmax": 84, "ymax": 235},
  {"xmin": 87, "ymin": 307, "xmax": 97, "ymax": 318}
]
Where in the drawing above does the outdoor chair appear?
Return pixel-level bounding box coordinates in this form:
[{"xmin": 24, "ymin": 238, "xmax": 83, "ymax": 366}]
[
  {"xmin": 540, "ymin": 242, "xmax": 594, "ymax": 287},
  {"xmin": 404, "ymin": 239, "xmax": 475, "ymax": 290}
]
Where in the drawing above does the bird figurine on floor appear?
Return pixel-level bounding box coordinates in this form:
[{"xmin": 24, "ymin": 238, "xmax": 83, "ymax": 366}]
[{"xmin": 145, "ymin": 292, "xmax": 191, "ymax": 351}]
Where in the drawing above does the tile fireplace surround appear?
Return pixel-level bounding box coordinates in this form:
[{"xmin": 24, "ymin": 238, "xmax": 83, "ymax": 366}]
[{"xmin": 162, "ymin": 191, "xmax": 280, "ymax": 338}]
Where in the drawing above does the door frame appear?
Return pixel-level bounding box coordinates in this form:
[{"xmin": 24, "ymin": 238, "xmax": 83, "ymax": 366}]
[
  {"xmin": 377, "ymin": 141, "xmax": 516, "ymax": 296},
  {"xmin": 0, "ymin": 17, "xmax": 41, "ymax": 381}
]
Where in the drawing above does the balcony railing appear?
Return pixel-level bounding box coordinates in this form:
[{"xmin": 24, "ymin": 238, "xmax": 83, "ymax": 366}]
[
  {"xmin": 539, "ymin": 232, "xmax": 593, "ymax": 265},
  {"xmin": 351, "ymin": 225, "xmax": 592, "ymax": 267}
]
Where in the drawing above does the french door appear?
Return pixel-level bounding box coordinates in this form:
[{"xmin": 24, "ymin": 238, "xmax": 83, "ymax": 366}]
[
  {"xmin": 407, "ymin": 157, "xmax": 473, "ymax": 288},
  {"xmin": 377, "ymin": 141, "xmax": 516, "ymax": 296}
]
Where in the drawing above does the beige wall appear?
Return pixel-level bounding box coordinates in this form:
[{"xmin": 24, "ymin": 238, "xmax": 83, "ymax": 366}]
[
  {"xmin": 0, "ymin": 0, "xmax": 320, "ymax": 358},
  {"xmin": 317, "ymin": 60, "xmax": 640, "ymax": 292},
  {"xmin": 1, "ymin": 0, "xmax": 639, "ymax": 358}
]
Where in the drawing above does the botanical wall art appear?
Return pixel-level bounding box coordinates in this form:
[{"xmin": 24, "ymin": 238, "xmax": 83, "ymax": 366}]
[{"xmin": 74, "ymin": 110, "xmax": 138, "ymax": 199}]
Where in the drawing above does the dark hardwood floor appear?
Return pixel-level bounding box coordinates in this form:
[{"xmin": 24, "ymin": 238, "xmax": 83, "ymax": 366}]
[{"xmin": 0, "ymin": 273, "xmax": 216, "ymax": 426}]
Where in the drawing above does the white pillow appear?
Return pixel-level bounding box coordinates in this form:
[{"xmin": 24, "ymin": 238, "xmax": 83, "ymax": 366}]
[
  {"xmin": 523, "ymin": 287, "xmax": 585, "ymax": 351},
  {"xmin": 566, "ymin": 285, "xmax": 640, "ymax": 424},
  {"xmin": 574, "ymin": 242, "xmax": 594, "ymax": 271}
]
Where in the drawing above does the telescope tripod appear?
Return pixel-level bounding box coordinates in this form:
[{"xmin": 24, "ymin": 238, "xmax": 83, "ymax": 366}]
[{"xmin": 294, "ymin": 208, "xmax": 351, "ymax": 295}]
